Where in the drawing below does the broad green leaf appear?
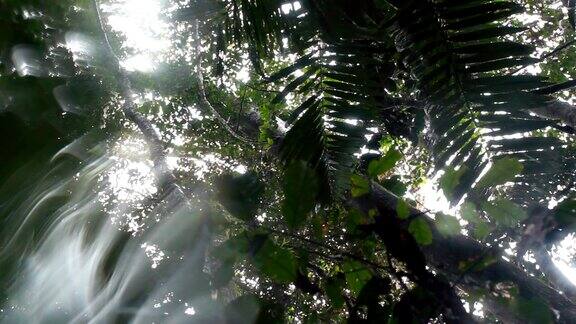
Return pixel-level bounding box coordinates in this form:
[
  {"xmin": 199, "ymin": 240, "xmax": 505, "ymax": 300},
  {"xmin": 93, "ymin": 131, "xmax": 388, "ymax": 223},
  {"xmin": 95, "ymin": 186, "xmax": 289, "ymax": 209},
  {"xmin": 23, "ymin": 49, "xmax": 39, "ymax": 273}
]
[
  {"xmin": 324, "ymin": 276, "xmax": 345, "ymax": 309},
  {"xmin": 381, "ymin": 175, "xmax": 407, "ymax": 196},
  {"xmin": 513, "ymin": 297, "xmax": 554, "ymax": 324},
  {"xmin": 554, "ymin": 199, "xmax": 576, "ymax": 226},
  {"xmin": 476, "ymin": 158, "xmax": 523, "ymax": 189},
  {"xmin": 224, "ymin": 295, "xmax": 260, "ymax": 324},
  {"xmin": 212, "ymin": 260, "xmax": 235, "ymax": 289},
  {"xmin": 473, "ymin": 221, "xmax": 491, "ymax": 240},
  {"xmin": 282, "ymin": 161, "xmax": 319, "ymax": 229},
  {"xmin": 396, "ymin": 199, "xmax": 410, "ymax": 219},
  {"xmin": 343, "ymin": 260, "xmax": 372, "ymax": 297},
  {"xmin": 408, "ymin": 218, "xmax": 433, "ymax": 245},
  {"xmin": 216, "ymin": 172, "xmax": 264, "ymax": 221},
  {"xmin": 351, "ymin": 174, "xmax": 370, "ymax": 197},
  {"xmin": 367, "ymin": 149, "xmax": 402, "ymax": 178},
  {"xmin": 439, "ymin": 166, "xmax": 467, "ymax": 200},
  {"xmin": 436, "ymin": 213, "xmax": 461, "ymax": 236},
  {"xmin": 213, "ymin": 233, "xmax": 250, "ymax": 262},
  {"xmin": 252, "ymin": 239, "xmax": 298, "ymax": 284},
  {"xmin": 379, "ymin": 135, "xmax": 394, "ymax": 152},
  {"xmin": 346, "ymin": 208, "xmax": 368, "ymax": 233},
  {"xmin": 460, "ymin": 201, "xmax": 480, "ymax": 223},
  {"xmin": 481, "ymin": 198, "xmax": 527, "ymax": 227}
]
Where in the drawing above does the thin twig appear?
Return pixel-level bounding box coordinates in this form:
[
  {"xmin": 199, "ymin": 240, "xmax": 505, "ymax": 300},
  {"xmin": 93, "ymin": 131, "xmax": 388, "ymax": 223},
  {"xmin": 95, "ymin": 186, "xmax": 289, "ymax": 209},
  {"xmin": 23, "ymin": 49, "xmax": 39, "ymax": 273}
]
[
  {"xmin": 266, "ymin": 227, "xmax": 388, "ymax": 271},
  {"xmin": 193, "ymin": 19, "xmax": 255, "ymax": 144},
  {"xmin": 235, "ymin": 87, "xmax": 247, "ymax": 131},
  {"xmin": 245, "ymin": 83, "xmax": 281, "ymax": 94},
  {"xmin": 511, "ymin": 39, "xmax": 576, "ymax": 75},
  {"xmin": 542, "ymin": 39, "xmax": 576, "ymax": 61}
]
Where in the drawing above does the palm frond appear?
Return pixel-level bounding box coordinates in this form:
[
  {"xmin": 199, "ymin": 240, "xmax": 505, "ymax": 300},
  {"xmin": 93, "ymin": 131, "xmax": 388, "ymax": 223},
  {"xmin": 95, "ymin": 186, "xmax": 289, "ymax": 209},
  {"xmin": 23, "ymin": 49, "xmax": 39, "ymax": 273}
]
[
  {"xmin": 387, "ymin": 0, "xmax": 575, "ymax": 204},
  {"xmin": 176, "ymin": 0, "xmax": 316, "ymax": 78},
  {"xmin": 276, "ymin": 44, "xmax": 396, "ymax": 197},
  {"xmin": 197, "ymin": 0, "xmax": 576, "ymax": 204}
]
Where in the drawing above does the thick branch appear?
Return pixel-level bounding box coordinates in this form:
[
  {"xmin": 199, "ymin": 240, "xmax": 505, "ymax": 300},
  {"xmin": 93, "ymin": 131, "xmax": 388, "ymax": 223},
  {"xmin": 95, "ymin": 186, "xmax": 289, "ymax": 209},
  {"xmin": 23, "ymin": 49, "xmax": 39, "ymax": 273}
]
[
  {"xmin": 369, "ymin": 184, "xmax": 576, "ymax": 323},
  {"xmin": 531, "ymin": 100, "xmax": 576, "ymax": 129},
  {"xmin": 177, "ymin": 8, "xmax": 576, "ymax": 315},
  {"xmin": 234, "ymin": 108, "xmax": 576, "ymax": 322},
  {"xmin": 92, "ymin": 0, "xmax": 184, "ymax": 197},
  {"xmin": 534, "ymin": 247, "xmax": 576, "ymax": 301}
]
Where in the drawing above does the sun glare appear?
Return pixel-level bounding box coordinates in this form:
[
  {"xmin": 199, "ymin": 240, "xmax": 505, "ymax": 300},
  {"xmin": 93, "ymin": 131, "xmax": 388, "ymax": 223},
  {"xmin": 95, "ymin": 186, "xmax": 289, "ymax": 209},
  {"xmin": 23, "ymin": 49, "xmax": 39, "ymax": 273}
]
[{"xmin": 102, "ymin": 0, "xmax": 170, "ymax": 72}]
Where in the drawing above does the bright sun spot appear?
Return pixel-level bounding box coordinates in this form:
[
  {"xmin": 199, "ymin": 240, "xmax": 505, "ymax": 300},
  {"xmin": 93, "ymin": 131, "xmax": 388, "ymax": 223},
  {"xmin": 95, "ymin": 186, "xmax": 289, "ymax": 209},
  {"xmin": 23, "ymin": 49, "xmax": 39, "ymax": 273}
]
[
  {"xmin": 552, "ymin": 234, "xmax": 576, "ymax": 285},
  {"xmin": 184, "ymin": 306, "xmax": 196, "ymax": 316},
  {"xmin": 102, "ymin": 0, "xmax": 170, "ymax": 72}
]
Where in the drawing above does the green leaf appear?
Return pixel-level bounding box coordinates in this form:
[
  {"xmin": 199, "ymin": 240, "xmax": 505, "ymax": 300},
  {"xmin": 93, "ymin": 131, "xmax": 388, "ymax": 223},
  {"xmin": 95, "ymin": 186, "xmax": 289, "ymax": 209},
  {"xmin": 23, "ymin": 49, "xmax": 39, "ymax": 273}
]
[
  {"xmin": 513, "ymin": 297, "xmax": 554, "ymax": 324},
  {"xmin": 346, "ymin": 208, "xmax": 369, "ymax": 233},
  {"xmin": 266, "ymin": 52, "xmax": 315, "ymax": 83},
  {"xmin": 351, "ymin": 174, "xmax": 370, "ymax": 197},
  {"xmin": 481, "ymin": 198, "xmax": 527, "ymax": 227},
  {"xmin": 396, "ymin": 199, "xmax": 410, "ymax": 220},
  {"xmin": 379, "ymin": 135, "xmax": 394, "ymax": 152},
  {"xmin": 343, "ymin": 261, "xmax": 372, "ymax": 297},
  {"xmin": 439, "ymin": 166, "xmax": 467, "ymax": 200},
  {"xmin": 271, "ymin": 66, "xmax": 319, "ymax": 105},
  {"xmin": 282, "ymin": 161, "xmax": 319, "ymax": 229},
  {"xmin": 286, "ymin": 96, "xmax": 319, "ymax": 125},
  {"xmin": 367, "ymin": 149, "xmax": 402, "ymax": 178},
  {"xmin": 213, "ymin": 233, "xmax": 251, "ymax": 262},
  {"xmin": 224, "ymin": 295, "xmax": 261, "ymax": 324},
  {"xmin": 554, "ymin": 199, "xmax": 576, "ymax": 226},
  {"xmin": 473, "ymin": 221, "xmax": 491, "ymax": 241},
  {"xmin": 408, "ymin": 218, "xmax": 433, "ymax": 245},
  {"xmin": 252, "ymin": 239, "xmax": 298, "ymax": 284},
  {"xmin": 381, "ymin": 176, "xmax": 407, "ymax": 196},
  {"xmin": 324, "ymin": 276, "xmax": 345, "ymax": 309},
  {"xmin": 436, "ymin": 213, "xmax": 461, "ymax": 236},
  {"xmin": 476, "ymin": 158, "xmax": 523, "ymax": 189},
  {"xmin": 460, "ymin": 201, "xmax": 480, "ymax": 223},
  {"xmin": 212, "ymin": 260, "xmax": 235, "ymax": 289},
  {"xmin": 216, "ymin": 171, "xmax": 264, "ymax": 221}
]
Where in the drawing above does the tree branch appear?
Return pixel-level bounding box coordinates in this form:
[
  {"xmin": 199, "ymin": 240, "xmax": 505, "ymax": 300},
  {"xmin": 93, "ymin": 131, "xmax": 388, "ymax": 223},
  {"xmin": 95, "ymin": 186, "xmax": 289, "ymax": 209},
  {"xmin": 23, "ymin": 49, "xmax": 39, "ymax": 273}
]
[
  {"xmin": 92, "ymin": 0, "xmax": 185, "ymax": 197},
  {"xmin": 534, "ymin": 247, "xmax": 576, "ymax": 301},
  {"xmin": 368, "ymin": 185, "xmax": 576, "ymax": 322},
  {"xmin": 531, "ymin": 99, "xmax": 576, "ymax": 129},
  {"xmin": 193, "ymin": 19, "xmax": 255, "ymax": 145},
  {"xmin": 511, "ymin": 39, "xmax": 576, "ymax": 75},
  {"xmin": 265, "ymin": 226, "xmax": 389, "ymax": 272},
  {"xmin": 233, "ymin": 107, "xmax": 576, "ymax": 322}
]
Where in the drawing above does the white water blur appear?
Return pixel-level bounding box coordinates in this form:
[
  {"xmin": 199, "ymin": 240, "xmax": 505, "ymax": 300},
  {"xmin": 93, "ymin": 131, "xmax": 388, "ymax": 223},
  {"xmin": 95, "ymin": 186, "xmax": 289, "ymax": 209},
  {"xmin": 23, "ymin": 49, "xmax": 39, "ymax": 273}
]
[
  {"xmin": 0, "ymin": 133, "xmax": 222, "ymax": 323},
  {"xmin": 11, "ymin": 45, "xmax": 47, "ymax": 77}
]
